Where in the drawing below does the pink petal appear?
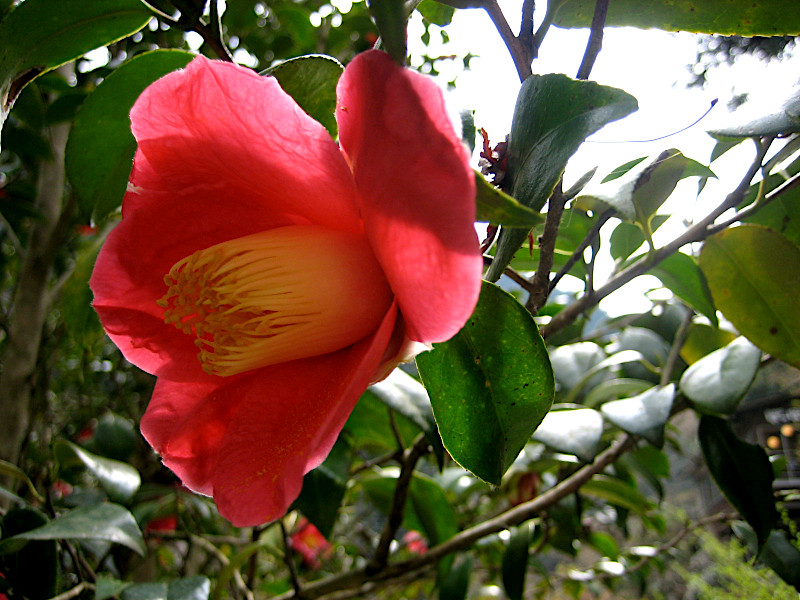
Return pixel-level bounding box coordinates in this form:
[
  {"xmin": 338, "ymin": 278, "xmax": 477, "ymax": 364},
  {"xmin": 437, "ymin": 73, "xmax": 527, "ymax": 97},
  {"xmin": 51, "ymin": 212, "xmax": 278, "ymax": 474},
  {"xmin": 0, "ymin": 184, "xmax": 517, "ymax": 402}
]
[
  {"xmin": 130, "ymin": 56, "xmax": 362, "ymax": 234},
  {"xmin": 141, "ymin": 304, "xmax": 398, "ymax": 526},
  {"xmin": 336, "ymin": 50, "xmax": 482, "ymax": 343}
]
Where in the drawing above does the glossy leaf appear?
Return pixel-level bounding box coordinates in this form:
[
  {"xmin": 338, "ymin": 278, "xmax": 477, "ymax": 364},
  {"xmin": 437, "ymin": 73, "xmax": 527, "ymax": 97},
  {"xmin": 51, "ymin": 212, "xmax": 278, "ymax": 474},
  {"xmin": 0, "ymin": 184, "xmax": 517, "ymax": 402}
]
[
  {"xmin": 709, "ymin": 83, "xmax": 800, "ymax": 138},
  {"xmin": 600, "ymin": 384, "xmax": 675, "ymax": 447},
  {"xmin": 531, "ymin": 408, "xmax": 604, "ymax": 461},
  {"xmin": 486, "ymin": 75, "xmax": 637, "ymax": 281},
  {"xmin": 0, "ymin": 0, "xmax": 151, "ymax": 138},
  {"xmin": 760, "ymin": 529, "xmax": 800, "ymax": 591},
  {"xmin": 368, "ymin": 368, "xmax": 444, "ymax": 467},
  {"xmin": 368, "ymin": 0, "xmax": 407, "ymax": 64},
  {"xmin": 54, "ymin": 439, "xmax": 141, "ymax": 504},
  {"xmin": 266, "ymin": 54, "xmax": 343, "ymax": 137},
  {"xmin": 475, "ymin": 171, "xmax": 546, "ymax": 227},
  {"xmin": 416, "ymin": 282, "xmax": 554, "ymax": 485},
  {"xmin": 502, "ymin": 524, "xmax": 531, "ymax": 600},
  {"xmin": 680, "ymin": 337, "xmax": 761, "ymax": 415},
  {"xmin": 292, "ymin": 438, "xmax": 350, "ymax": 538},
  {"xmin": 699, "ymin": 225, "xmax": 800, "ymax": 369},
  {"xmin": 121, "ymin": 578, "xmax": 210, "ymax": 600},
  {"xmin": 96, "ymin": 576, "xmax": 133, "ymax": 600},
  {"xmin": 0, "ymin": 502, "xmax": 146, "ymax": 556},
  {"xmin": 66, "ymin": 50, "xmax": 194, "ymax": 223},
  {"xmin": 552, "ymin": 0, "xmax": 800, "ymax": 35},
  {"xmin": 680, "ymin": 323, "xmax": 737, "ymax": 365},
  {"xmin": 439, "ymin": 555, "xmax": 473, "ymax": 600},
  {"xmin": 698, "ymin": 415, "xmax": 778, "ymax": 548},
  {"xmin": 648, "ymin": 252, "xmax": 718, "ymax": 327},
  {"xmin": 583, "ymin": 378, "xmax": 653, "ymax": 408}
]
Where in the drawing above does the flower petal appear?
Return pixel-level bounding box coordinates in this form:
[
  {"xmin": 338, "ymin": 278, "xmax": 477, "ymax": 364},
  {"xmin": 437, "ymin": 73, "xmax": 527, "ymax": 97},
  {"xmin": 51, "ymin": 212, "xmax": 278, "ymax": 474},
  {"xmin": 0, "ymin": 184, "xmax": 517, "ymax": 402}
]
[
  {"xmin": 336, "ymin": 50, "xmax": 482, "ymax": 343},
  {"xmin": 141, "ymin": 303, "xmax": 397, "ymax": 526},
  {"xmin": 130, "ymin": 56, "xmax": 362, "ymax": 234}
]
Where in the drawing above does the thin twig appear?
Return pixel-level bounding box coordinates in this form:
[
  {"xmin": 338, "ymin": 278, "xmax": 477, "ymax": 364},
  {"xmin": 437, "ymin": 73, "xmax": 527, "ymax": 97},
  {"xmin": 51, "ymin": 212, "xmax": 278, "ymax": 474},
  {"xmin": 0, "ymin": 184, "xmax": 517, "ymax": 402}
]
[
  {"xmin": 198, "ymin": 0, "xmax": 233, "ymax": 61},
  {"xmin": 282, "ymin": 520, "xmax": 305, "ymax": 599},
  {"xmin": 540, "ymin": 136, "xmax": 774, "ymax": 339},
  {"xmin": 550, "ymin": 208, "xmax": 615, "ymax": 293},
  {"xmin": 576, "ymin": 0, "xmax": 610, "ymax": 80},
  {"xmin": 367, "ymin": 435, "xmax": 430, "ymax": 572},
  {"xmin": 483, "ymin": 0, "xmax": 532, "ymax": 81},
  {"xmin": 273, "ymin": 435, "xmax": 636, "ymax": 600},
  {"xmin": 47, "ymin": 582, "xmax": 94, "ymax": 600},
  {"xmin": 660, "ymin": 307, "xmax": 693, "ymax": 386},
  {"xmin": 527, "ymin": 182, "xmax": 566, "ymax": 313}
]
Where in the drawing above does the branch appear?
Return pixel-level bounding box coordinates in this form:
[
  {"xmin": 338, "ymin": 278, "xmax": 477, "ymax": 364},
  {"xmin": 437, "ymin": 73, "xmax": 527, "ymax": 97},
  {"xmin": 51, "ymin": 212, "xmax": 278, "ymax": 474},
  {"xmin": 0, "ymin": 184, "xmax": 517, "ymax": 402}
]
[
  {"xmin": 273, "ymin": 435, "xmax": 636, "ymax": 600},
  {"xmin": 576, "ymin": 0, "xmax": 609, "ymax": 80},
  {"xmin": 660, "ymin": 307, "xmax": 693, "ymax": 386},
  {"xmin": 549, "ymin": 208, "xmax": 615, "ymax": 294},
  {"xmin": 526, "ymin": 182, "xmax": 566, "ymax": 313},
  {"xmin": 483, "ymin": 0, "xmax": 532, "ymax": 81},
  {"xmin": 540, "ymin": 136, "xmax": 774, "ymax": 339}
]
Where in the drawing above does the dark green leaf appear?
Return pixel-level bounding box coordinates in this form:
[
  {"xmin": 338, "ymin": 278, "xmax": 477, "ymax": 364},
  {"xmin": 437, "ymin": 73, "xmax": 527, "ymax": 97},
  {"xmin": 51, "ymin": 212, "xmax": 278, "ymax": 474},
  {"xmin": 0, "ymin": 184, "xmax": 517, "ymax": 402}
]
[
  {"xmin": 487, "ymin": 75, "xmax": 637, "ymax": 281},
  {"xmin": 699, "ymin": 225, "xmax": 800, "ymax": 369},
  {"xmin": 552, "ymin": 0, "xmax": 800, "ymax": 35},
  {"xmin": 292, "ymin": 439, "xmax": 350, "ymax": 538},
  {"xmin": 61, "ymin": 236, "xmax": 104, "ymax": 347},
  {"xmin": 439, "ymin": 555, "xmax": 473, "ymax": 600},
  {"xmin": 698, "ymin": 415, "xmax": 778, "ymax": 548},
  {"xmin": 416, "ymin": 282, "xmax": 554, "ymax": 485},
  {"xmin": 96, "ymin": 576, "xmax": 133, "ymax": 600},
  {"xmin": 587, "ymin": 531, "xmax": 619, "ymax": 559},
  {"xmin": 600, "ymin": 384, "xmax": 674, "ymax": 447},
  {"xmin": 368, "ymin": 0, "xmax": 407, "ymax": 64},
  {"xmin": 0, "ymin": 502, "xmax": 145, "ymax": 556},
  {"xmin": 502, "ymin": 524, "xmax": 531, "ymax": 600},
  {"xmin": 745, "ymin": 183, "xmax": 800, "ymax": 248},
  {"xmin": 66, "ymin": 50, "xmax": 194, "ymax": 222},
  {"xmin": 531, "ymin": 407, "xmax": 604, "ymax": 461},
  {"xmin": 121, "ymin": 579, "xmax": 209, "ymax": 600},
  {"xmin": 680, "ymin": 337, "xmax": 761, "ymax": 415},
  {"xmin": 760, "ymin": 529, "xmax": 800, "ymax": 591},
  {"xmin": 475, "ymin": 171, "xmax": 546, "ymax": 227},
  {"xmin": 0, "ymin": 508, "xmax": 58, "ymax": 600},
  {"xmin": 601, "ymin": 156, "xmax": 647, "ymax": 183},
  {"xmin": 368, "ymin": 368, "xmax": 445, "ymax": 468},
  {"xmin": 648, "ymin": 252, "xmax": 718, "ymax": 327},
  {"xmin": 0, "ymin": 0, "xmax": 151, "ymax": 137},
  {"xmin": 54, "ymin": 439, "xmax": 141, "ymax": 504},
  {"xmin": 266, "ymin": 54, "xmax": 343, "ymax": 137}
]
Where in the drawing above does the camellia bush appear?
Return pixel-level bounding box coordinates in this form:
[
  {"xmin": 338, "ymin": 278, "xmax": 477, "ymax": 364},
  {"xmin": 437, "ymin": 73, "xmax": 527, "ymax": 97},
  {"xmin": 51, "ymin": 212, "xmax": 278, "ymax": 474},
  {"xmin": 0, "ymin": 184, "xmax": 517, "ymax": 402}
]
[{"xmin": 0, "ymin": 0, "xmax": 799, "ymax": 598}]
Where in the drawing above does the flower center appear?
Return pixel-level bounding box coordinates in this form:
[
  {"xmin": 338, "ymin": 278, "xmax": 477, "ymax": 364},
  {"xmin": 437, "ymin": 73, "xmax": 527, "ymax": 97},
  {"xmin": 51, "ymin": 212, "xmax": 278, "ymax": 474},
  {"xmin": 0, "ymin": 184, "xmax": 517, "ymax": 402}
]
[{"xmin": 158, "ymin": 225, "xmax": 393, "ymax": 377}]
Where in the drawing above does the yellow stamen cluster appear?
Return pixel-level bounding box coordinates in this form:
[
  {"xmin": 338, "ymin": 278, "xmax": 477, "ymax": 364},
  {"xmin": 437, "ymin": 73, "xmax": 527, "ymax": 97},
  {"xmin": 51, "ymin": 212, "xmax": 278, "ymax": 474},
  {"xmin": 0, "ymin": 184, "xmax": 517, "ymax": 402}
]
[{"xmin": 158, "ymin": 226, "xmax": 393, "ymax": 377}]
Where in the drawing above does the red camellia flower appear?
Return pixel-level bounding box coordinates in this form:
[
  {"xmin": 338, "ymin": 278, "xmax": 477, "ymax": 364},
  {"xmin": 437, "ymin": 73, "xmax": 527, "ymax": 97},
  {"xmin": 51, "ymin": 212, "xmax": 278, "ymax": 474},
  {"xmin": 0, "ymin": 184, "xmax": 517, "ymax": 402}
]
[{"xmin": 90, "ymin": 50, "xmax": 481, "ymax": 526}]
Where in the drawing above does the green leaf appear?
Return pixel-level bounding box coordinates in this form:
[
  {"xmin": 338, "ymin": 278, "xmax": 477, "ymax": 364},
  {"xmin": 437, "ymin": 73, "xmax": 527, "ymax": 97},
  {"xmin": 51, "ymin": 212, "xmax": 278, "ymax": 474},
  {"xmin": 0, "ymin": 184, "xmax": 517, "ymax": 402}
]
[
  {"xmin": 760, "ymin": 529, "xmax": 800, "ymax": 591},
  {"xmin": 486, "ymin": 75, "xmax": 637, "ymax": 281},
  {"xmin": 266, "ymin": 54, "xmax": 343, "ymax": 138},
  {"xmin": 680, "ymin": 323, "xmax": 737, "ymax": 365},
  {"xmin": 475, "ymin": 171, "xmax": 546, "ymax": 227},
  {"xmin": 680, "ymin": 337, "xmax": 761, "ymax": 415},
  {"xmin": 368, "ymin": 368, "xmax": 445, "ymax": 468},
  {"xmin": 581, "ymin": 474, "xmax": 653, "ymax": 514},
  {"xmin": 368, "ymin": 0, "xmax": 407, "ymax": 64},
  {"xmin": 698, "ymin": 415, "xmax": 778, "ymax": 548},
  {"xmin": 587, "ymin": 531, "xmax": 619, "ymax": 560},
  {"xmin": 600, "ymin": 384, "xmax": 674, "ymax": 447},
  {"xmin": 96, "ymin": 576, "xmax": 134, "ymax": 600},
  {"xmin": 552, "ymin": 0, "xmax": 800, "ymax": 35},
  {"xmin": 416, "ymin": 282, "xmax": 554, "ymax": 485},
  {"xmin": 417, "ymin": 0, "xmax": 455, "ymax": 25},
  {"xmin": 648, "ymin": 252, "xmax": 718, "ymax": 327},
  {"xmin": 292, "ymin": 438, "xmax": 350, "ymax": 538},
  {"xmin": 61, "ymin": 236, "xmax": 104, "ymax": 347},
  {"xmin": 0, "ymin": 508, "xmax": 58, "ymax": 600},
  {"xmin": 745, "ymin": 181, "xmax": 800, "ymax": 248},
  {"xmin": 54, "ymin": 439, "xmax": 141, "ymax": 504},
  {"xmin": 609, "ymin": 216, "xmax": 669, "ymax": 262},
  {"xmin": 0, "ymin": 459, "xmax": 45, "ymax": 503},
  {"xmin": 0, "ymin": 502, "xmax": 146, "ymax": 556},
  {"xmin": 709, "ymin": 84, "xmax": 800, "ymax": 137},
  {"xmin": 0, "ymin": 0, "xmax": 152, "ymax": 139},
  {"xmin": 699, "ymin": 225, "xmax": 800, "ymax": 369},
  {"xmin": 439, "ymin": 555, "xmax": 473, "ymax": 600},
  {"xmin": 583, "ymin": 378, "xmax": 654, "ymax": 409},
  {"xmin": 121, "ymin": 578, "xmax": 209, "ymax": 600},
  {"xmin": 66, "ymin": 49, "xmax": 194, "ymax": 223},
  {"xmin": 531, "ymin": 407, "xmax": 604, "ymax": 461},
  {"xmin": 502, "ymin": 524, "xmax": 531, "ymax": 600}
]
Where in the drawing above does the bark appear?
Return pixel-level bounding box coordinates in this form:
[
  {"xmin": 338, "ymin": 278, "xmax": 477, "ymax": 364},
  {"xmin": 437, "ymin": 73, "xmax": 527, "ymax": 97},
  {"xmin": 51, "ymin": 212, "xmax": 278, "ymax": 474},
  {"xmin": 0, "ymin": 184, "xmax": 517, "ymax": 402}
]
[{"xmin": 0, "ymin": 101, "xmax": 70, "ymax": 473}]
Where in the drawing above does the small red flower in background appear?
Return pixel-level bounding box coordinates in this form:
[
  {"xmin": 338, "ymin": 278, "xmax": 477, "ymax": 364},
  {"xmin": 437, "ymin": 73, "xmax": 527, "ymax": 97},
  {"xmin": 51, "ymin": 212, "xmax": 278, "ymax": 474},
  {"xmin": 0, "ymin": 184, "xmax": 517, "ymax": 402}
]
[
  {"xmin": 402, "ymin": 530, "xmax": 428, "ymax": 555},
  {"xmin": 90, "ymin": 51, "xmax": 481, "ymax": 527},
  {"xmin": 145, "ymin": 514, "xmax": 178, "ymax": 534},
  {"xmin": 50, "ymin": 480, "xmax": 73, "ymax": 500},
  {"xmin": 290, "ymin": 518, "xmax": 332, "ymax": 569}
]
